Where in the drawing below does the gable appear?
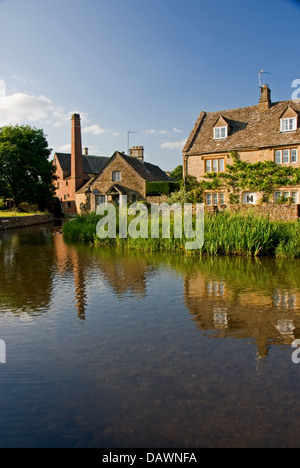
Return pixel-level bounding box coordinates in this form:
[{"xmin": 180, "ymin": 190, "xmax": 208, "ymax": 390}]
[
  {"xmin": 279, "ymin": 105, "xmax": 298, "ymax": 120},
  {"xmin": 213, "ymin": 115, "xmax": 230, "ymax": 128}
]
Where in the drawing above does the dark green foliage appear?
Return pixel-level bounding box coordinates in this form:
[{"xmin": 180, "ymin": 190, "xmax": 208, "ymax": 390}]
[
  {"xmin": 0, "ymin": 125, "xmax": 56, "ymax": 208},
  {"xmin": 146, "ymin": 181, "xmax": 180, "ymax": 196}
]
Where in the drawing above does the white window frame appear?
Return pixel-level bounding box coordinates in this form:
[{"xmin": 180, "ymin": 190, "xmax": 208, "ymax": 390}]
[
  {"xmin": 275, "ymin": 150, "xmax": 282, "ymax": 164},
  {"xmin": 280, "ymin": 117, "xmax": 297, "ymax": 132},
  {"xmin": 205, "ymin": 160, "xmax": 212, "ymax": 173},
  {"xmin": 213, "ymin": 126, "xmax": 228, "ymax": 140},
  {"xmin": 212, "ymin": 159, "xmax": 219, "ymax": 172},
  {"xmin": 283, "ymin": 149, "xmax": 290, "ymax": 164},
  {"xmin": 205, "ymin": 158, "xmax": 225, "ymax": 173},
  {"xmin": 275, "ymin": 190, "xmax": 299, "ymax": 203},
  {"xmin": 219, "ymin": 193, "xmax": 225, "ymax": 205},
  {"xmin": 206, "ymin": 193, "xmax": 225, "ymax": 206},
  {"xmin": 112, "ymin": 171, "xmax": 121, "ymax": 182},
  {"xmin": 291, "ymin": 149, "xmax": 298, "ymax": 163},
  {"xmin": 206, "ymin": 193, "xmax": 212, "ymax": 206}
]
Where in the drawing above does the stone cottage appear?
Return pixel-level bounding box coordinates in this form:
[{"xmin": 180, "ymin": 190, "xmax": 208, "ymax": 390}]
[{"xmin": 183, "ymin": 85, "xmax": 300, "ymax": 208}]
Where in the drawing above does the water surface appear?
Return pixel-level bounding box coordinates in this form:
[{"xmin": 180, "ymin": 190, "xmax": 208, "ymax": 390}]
[{"xmin": 0, "ymin": 223, "xmax": 300, "ymax": 448}]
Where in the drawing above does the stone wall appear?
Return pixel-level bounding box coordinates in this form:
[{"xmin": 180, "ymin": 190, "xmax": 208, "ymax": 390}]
[
  {"xmin": 0, "ymin": 214, "xmax": 55, "ymax": 230},
  {"xmin": 206, "ymin": 204, "xmax": 300, "ymax": 222},
  {"xmin": 145, "ymin": 195, "xmax": 168, "ymax": 204}
]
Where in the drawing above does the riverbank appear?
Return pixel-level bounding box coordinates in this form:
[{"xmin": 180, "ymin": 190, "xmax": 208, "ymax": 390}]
[
  {"xmin": 62, "ymin": 211, "xmax": 300, "ymax": 258},
  {"xmin": 0, "ymin": 213, "xmax": 55, "ymax": 230}
]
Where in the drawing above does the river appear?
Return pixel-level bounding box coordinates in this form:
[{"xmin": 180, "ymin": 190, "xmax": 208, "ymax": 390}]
[{"xmin": 0, "ymin": 221, "xmax": 300, "ymax": 448}]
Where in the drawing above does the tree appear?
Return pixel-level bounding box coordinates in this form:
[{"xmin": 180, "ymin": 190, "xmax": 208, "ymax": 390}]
[
  {"xmin": 170, "ymin": 165, "xmax": 183, "ymax": 183},
  {"xmin": 0, "ymin": 125, "xmax": 56, "ymax": 209}
]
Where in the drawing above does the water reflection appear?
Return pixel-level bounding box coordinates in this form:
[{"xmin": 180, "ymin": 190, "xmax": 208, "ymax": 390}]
[
  {"xmin": 1, "ymin": 225, "xmax": 300, "ymax": 447},
  {"xmin": 183, "ymin": 257, "xmax": 300, "ymax": 358}
]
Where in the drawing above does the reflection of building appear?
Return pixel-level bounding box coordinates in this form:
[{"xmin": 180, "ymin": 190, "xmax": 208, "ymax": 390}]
[
  {"xmin": 184, "ymin": 271, "xmax": 300, "ymax": 358},
  {"xmin": 53, "ymin": 232, "xmax": 155, "ymax": 318}
]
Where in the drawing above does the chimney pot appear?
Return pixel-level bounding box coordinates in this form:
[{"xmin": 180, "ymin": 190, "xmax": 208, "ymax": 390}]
[{"xmin": 84, "ymin": 147, "xmax": 88, "ymax": 156}]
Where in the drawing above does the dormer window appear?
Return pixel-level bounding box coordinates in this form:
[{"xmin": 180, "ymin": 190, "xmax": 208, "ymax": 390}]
[
  {"xmin": 213, "ymin": 115, "xmax": 229, "ymax": 140},
  {"xmin": 214, "ymin": 127, "xmax": 228, "ymax": 139},
  {"xmin": 280, "ymin": 117, "xmax": 297, "ymax": 132},
  {"xmin": 279, "ymin": 106, "xmax": 298, "ymax": 132}
]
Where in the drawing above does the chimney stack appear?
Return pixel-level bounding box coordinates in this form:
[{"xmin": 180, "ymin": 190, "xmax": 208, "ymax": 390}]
[
  {"xmin": 259, "ymin": 84, "xmax": 271, "ymax": 110},
  {"xmin": 71, "ymin": 113, "xmax": 86, "ymax": 192},
  {"xmin": 129, "ymin": 146, "xmax": 144, "ymax": 162},
  {"xmin": 83, "ymin": 147, "xmax": 89, "ymax": 156}
]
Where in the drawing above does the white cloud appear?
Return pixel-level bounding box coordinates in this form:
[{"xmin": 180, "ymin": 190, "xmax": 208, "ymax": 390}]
[
  {"xmin": 160, "ymin": 139, "xmax": 186, "ymax": 150},
  {"xmin": 82, "ymin": 124, "xmax": 110, "ymax": 136},
  {"xmin": 0, "ymin": 92, "xmax": 69, "ymax": 127},
  {"xmin": 145, "ymin": 128, "xmax": 169, "ymax": 135},
  {"xmin": 173, "ymin": 127, "xmax": 183, "ymax": 133}
]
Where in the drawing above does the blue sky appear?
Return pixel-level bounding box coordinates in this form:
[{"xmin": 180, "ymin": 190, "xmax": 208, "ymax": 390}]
[{"xmin": 0, "ymin": 0, "xmax": 300, "ymax": 170}]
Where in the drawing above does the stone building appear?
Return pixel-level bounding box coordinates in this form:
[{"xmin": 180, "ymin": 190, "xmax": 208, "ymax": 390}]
[
  {"xmin": 183, "ymin": 85, "xmax": 300, "ymax": 207},
  {"xmin": 53, "ymin": 114, "xmax": 170, "ymax": 215},
  {"xmin": 78, "ymin": 146, "xmax": 171, "ymax": 212}
]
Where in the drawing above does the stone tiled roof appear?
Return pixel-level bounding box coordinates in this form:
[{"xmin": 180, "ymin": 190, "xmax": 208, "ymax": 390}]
[
  {"xmin": 183, "ymin": 99, "xmax": 300, "ymax": 155},
  {"xmin": 55, "ymin": 153, "xmax": 109, "ymax": 176},
  {"xmin": 119, "ymin": 152, "xmax": 171, "ymax": 182}
]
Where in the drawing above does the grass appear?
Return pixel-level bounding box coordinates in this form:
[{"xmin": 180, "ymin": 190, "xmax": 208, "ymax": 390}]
[
  {"xmin": 0, "ymin": 211, "xmax": 46, "ymax": 217},
  {"xmin": 62, "ymin": 210, "xmax": 300, "ymax": 258}
]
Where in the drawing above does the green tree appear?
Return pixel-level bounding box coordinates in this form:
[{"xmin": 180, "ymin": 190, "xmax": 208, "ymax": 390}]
[
  {"xmin": 170, "ymin": 165, "xmax": 183, "ymax": 183},
  {"xmin": 0, "ymin": 125, "xmax": 56, "ymax": 209}
]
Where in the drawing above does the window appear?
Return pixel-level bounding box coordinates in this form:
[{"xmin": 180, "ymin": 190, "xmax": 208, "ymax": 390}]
[
  {"xmin": 219, "ymin": 193, "xmax": 225, "ymax": 205},
  {"xmin": 57, "ymin": 182, "xmax": 60, "ymax": 189},
  {"xmin": 213, "ymin": 193, "xmax": 219, "ymax": 205},
  {"xmin": 283, "ymin": 149, "xmax": 289, "ymax": 164},
  {"xmin": 206, "ymin": 193, "xmax": 225, "ymax": 206},
  {"xmin": 275, "ymin": 150, "xmax": 282, "ymax": 164},
  {"xmin": 275, "ymin": 190, "xmax": 298, "ymax": 203},
  {"xmin": 291, "ymin": 191, "xmax": 298, "ymax": 204},
  {"xmin": 206, "ymin": 194, "xmax": 212, "ymax": 206},
  {"xmin": 219, "ymin": 159, "xmax": 225, "ymax": 172},
  {"xmin": 64, "ymin": 194, "xmax": 67, "ymax": 200},
  {"xmin": 112, "ymin": 171, "xmax": 121, "ymax": 182},
  {"xmin": 213, "ymin": 127, "xmax": 227, "ymax": 139},
  {"xmin": 291, "ymin": 149, "xmax": 298, "ymax": 163},
  {"xmin": 67, "ymin": 202, "xmax": 72, "ymax": 209},
  {"xmin": 280, "ymin": 117, "xmax": 297, "ymax": 132},
  {"xmin": 212, "ymin": 159, "xmax": 218, "ymax": 172},
  {"xmin": 274, "ymin": 191, "xmax": 281, "ymax": 203},
  {"xmin": 205, "ymin": 158, "xmax": 225, "ymax": 173},
  {"xmin": 206, "ymin": 160, "xmax": 212, "ymax": 173},
  {"xmin": 275, "ymin": 148, "xmax": 298, "ymax": 164},
  {"xmin": 96, "ymin": 195, "xmax": 106, "ymax": 205},
  {"xmin": 66, "ymin": 181, "xmax": 68, "ymax": 186}
]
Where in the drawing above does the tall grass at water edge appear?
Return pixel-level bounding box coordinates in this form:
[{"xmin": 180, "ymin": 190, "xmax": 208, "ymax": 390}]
[{"xmin": 62, "ymin": 211, "xmax": 300, "ymax": 258}]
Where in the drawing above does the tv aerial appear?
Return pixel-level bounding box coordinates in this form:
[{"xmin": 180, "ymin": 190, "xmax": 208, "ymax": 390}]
[{"xmin": 259, "ymin": 70, "xmax": 271, "ymax": 88}]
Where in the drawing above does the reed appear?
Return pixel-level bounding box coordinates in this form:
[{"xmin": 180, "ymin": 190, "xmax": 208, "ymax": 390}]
[{"xmin": 62, "ymin": 210, "xmax": 300, "ymax": 258}]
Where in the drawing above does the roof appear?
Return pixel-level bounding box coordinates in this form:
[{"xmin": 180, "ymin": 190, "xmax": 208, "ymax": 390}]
[
  {"xmin": 183, "ymin": 99, "xmax": 300, "ymax": 155},
  {"xmin": 118, "ymin": 152, "xmax": 171, "ymax": 182},
  {"xmin": 75, "ymin": 151, "xmax": 171, "ymax": 194},
  {"xmin": 54, "ymin": 153, "xmax": 109, "ymax": 176}
]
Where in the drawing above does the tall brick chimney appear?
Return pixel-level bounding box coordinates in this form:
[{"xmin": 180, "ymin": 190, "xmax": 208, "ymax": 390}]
[
  {"xmin": 259, "ymin": 84, "xmax": 271, "ymax": 111},
  {"xmin": 129, "ymin": 146, "xmax": 144, "ymax": 162},
  {"xmin": 71, "ymin": 113, "xmax": 86, "ymax": 192}
]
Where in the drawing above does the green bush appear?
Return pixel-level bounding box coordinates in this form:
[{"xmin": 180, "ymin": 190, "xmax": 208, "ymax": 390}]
[
  {"xmin": 146, "ymin": 181, "xmax": 180, "ymax": 196},
  {"xmin": 0, "ymin": 198, "xmax": 6, "ymax": 210}
]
